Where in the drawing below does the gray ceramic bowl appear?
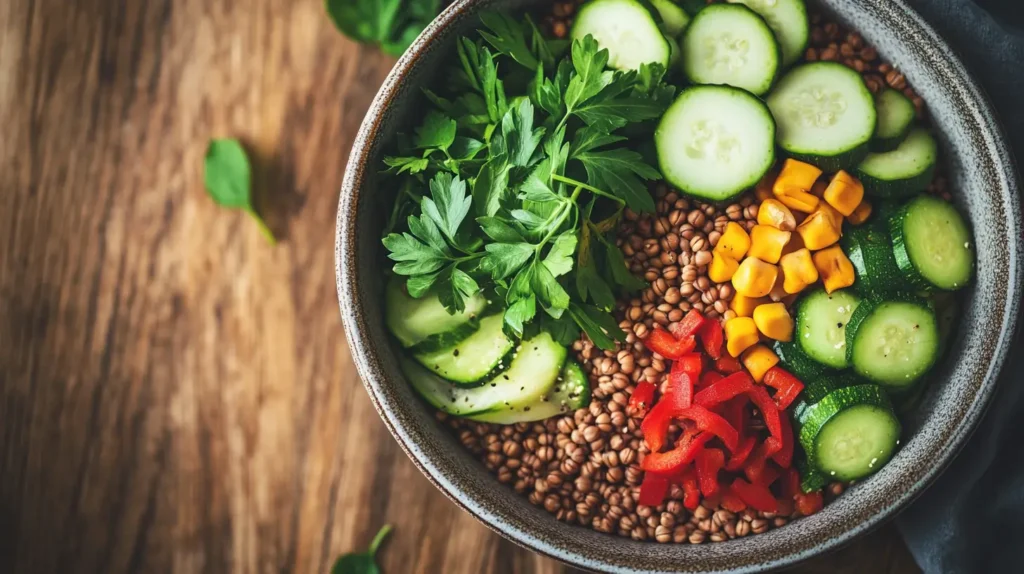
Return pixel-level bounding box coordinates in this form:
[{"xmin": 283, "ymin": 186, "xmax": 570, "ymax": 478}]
[{"xmin": 337, "ymin": 0, "xmax": 1023, "ymax": 571}]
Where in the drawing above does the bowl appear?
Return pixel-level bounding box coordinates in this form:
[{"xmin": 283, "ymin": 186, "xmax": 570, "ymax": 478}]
[{"xmin": 336, "ymin": 0, "xmax": 1023, "ymax": 571}]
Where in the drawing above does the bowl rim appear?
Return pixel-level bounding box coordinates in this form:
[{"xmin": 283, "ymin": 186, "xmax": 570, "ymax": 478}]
[{"xmin": 337, "ymin": 0, "xmax": 1023, "ymax": 571}]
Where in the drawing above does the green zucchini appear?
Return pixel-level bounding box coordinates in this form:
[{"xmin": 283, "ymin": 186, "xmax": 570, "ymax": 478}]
[
  {"xmin": 840, "ymin": 222, "xmax": 912, "ymax": 295},
  {"xmin": 795, "ymin": 288, "xmax": 862, "ymax": 369},
  {"xmin": 844, "ymin": 294, "xmax": 940, "ymax": 392},
  {"xmin": 413, "ymin": 314, "xmax": 515, "ymax": 385},
  {"xmin": 773, "ymin": 339, "xmax": 836, "ymax": 381},
  {"xmin": 856, "ymin": 128, "xmax": 938, "ymax": 198},
  {"xmin": 385, "ymin": 277, "xmax": 488, "ymax": 350},
  {"xmin": 871, "ymin": 88, "xmax": 916, "ymax": 152},
  {"xmin": 889, "ymin": 194, "xmax": 974, "ymax": 291}
]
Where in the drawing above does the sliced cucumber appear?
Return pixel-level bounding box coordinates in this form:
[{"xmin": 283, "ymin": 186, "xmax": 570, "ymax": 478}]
[
  {"xmin": 656, "ymin": 85, "xmax": 776, "ymax": 202},
  {"xmin": 797, "ymin": 457, "xmax": 829, "ymax": 493},
  {"xmin": 872, "ymin": 88, "xmax": 916, "ymax": 152},
  {"xmin": 413, "ymin": 314, "xmax": 515, "ymax": 385},
  {"xmin": 793, "ymin": 372, "xmax": 866, "ymax": 424},
  {"xmin": 773, "ymin": 339, "xmax": 836, "ymax": 381},
  {"xmin": 573, "ymin": 0, "xmax": 672, "ymax": 71},
  {"xmin": 727, "ymin": 0, "xmax": 809, "ymax": 67},
  {"xmin": 651, "ymin": 0, "xmax": 691, "ymax": 37},
  {"xmin": 403, "ymin": 331, "xmax": 567, "ymax": 418},
  {"xmin": 681, "ymin": 4, "xmax": 780, "ymax": 96},
  {"xmin": 795, "ymin": 288, "xmax": 862, "ymax": 369},
  {"xmin": 472, "ymin": 360, "xmax": 592, "ymax": 424},
  {"xmin": 889, "ymin": 194, "xmax": 974, "ymax": 291},
  {"xmin": 856, "ymin": 128, "xmax": 938, "ymax": 198},
  {"xmin": 841, "ymin": 222, "xmax": 913, "ymax": 295},
  {"xmin": 767, "ymin": 62, "xmax": 876, "ymax": 171},
  {"xmin": 385, "ymin": 277, "xmax": 488, "ymax": 350},
  {"xmin": 845, "ymin": 295, "xmax": 939, "ymax": 391},
  {"xmin": 800, "ymin": 384, "xmax": 900, "ymax": 481}
]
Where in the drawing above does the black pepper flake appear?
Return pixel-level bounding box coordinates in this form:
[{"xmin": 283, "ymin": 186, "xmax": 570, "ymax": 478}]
[
  {"xmin": 837, "ymin": 322, "xmax": 843, "ymax": 328},
  {"xmin": 453, "ymin": 349, "xmax": 460, "ymax": 357}
]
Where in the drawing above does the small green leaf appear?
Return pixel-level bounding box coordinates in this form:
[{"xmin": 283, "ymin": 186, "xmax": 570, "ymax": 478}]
[
  {"xmin": 415, "ymin": 111, "xmax": 458, "ymax": 150},
  {"xmin": 532, "ymin": 261, "xmax": 570, "ymax": 318},
  {"xmin": 503, "ymin": 293, "xmax": 536, "ymax": 338},
  {"xmin": 383, "ymin": 155, "xmax": 430, "ymax": 175},
  {"xmin": 543, "ymin": 232, "xmax": 577, "ymax": 278},
  {"xmin": 519, "ymin": 174, "xmax": 559, "ymax": 203},
  {"xmin": 483, "ymin": 242, "xmax": 535, "ymax": 280},
  {"xmin": 570, "ymin": 126, "xmax": 626, "ymax": 156},
  {"xmin": 600, "ymin": 234, "xmax": 646, "ymax": 290},
  {"xmin": 574, "ymin": 148, "xmax": 660, "ymax": 213},
  {"xmin": 501, "ymin": 99, "xmax": 546, "ymax": 168},
  {"xmin": 332, "ymin": 524, "xmax": 392, "ymax": 574},
  {"xmin": 568, "ymin": 303, "xmax": 624, "ymax": 351},
  {"xmin": 564, "ymin": 35, "xmax": 611, "ymax": 111},
  {"xmin": 477, "ymin": 216, "xmax": 526, "ymax": 243},
  {"xmin": 204, "ymin": 138, "xmax": 275, "ymax": 244},
  {"xmin": 435, "ymin": 264, "xmax": 480, "ymax": 313},
  {"xmin": 420, "ymin": 173, "xmax": 472, "ymax": 245},
  {"xmin": 450, "ymin": 137, "xmax": 485, "ymax": 160},
  {"xmin": 479, "ymin": 12, "xmax": 540, "ymax": 70}
]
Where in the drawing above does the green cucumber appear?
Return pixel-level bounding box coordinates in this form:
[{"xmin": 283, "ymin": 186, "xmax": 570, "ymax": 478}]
[
  {"xmin": 413, "ymin": 314, "xmax": 515, "ymax": 385},
  {"xmin": 472, "ymin": 360, "xmax": 592, "ymax": 423},
  {"xmin": 651, "ymin": 0, "xmax": 691, "ymax": 37},
  {"xmin": 572, "ymin": 0, "xmax": 673, "ymax": 71},
  {"xmin": 856, "ymin": 128, "xmax": 938, "ymax": 198},
  {"xmin": 840, "ymin": 221, "xmax": 913, "ymax": 295},
  {"xmin": 844, "ymin": 294, "xmax": 940, "ymax": 391},
  {"xmin": 793, "ymin": 372, "xmax": 867, "ymax": 425},
  {"xmin": 727, "ymin": 0, "xmax": 809, "ymax": 68},
  {"xmin": 795, "ymin": 288, "xmax": 862, "ymax": 369},
  {"xmin": 872, "ymin": 88, "xmax": 916, "ymax": 152},
  {"xmin": 797, "ymin": 457, "xmax": 829, "ymax": 493},
  {"xmin": 773, "ymin": 339, "xmax": 836, "ymax": 381},
  {"xmin": 385, "ymin": 277, "xmax": 488, "ymax": 350},
  {"xmin": 889, "ymin": 194, "xmax": 974, "ymax": 291},
  {"xmin": 681, "ymin": 3, "xmax": 780, "ymax": 96}
]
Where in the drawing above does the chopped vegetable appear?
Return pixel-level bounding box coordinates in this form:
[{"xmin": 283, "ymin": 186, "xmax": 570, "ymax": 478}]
[
  {"xmin": 695, "ymin": 371, "xmax": 755, "ymax": 407},
  {"xmin": 773, "ymin": 159, "xmax": 823, "ymax": 195},
  {"xmin": 716, "ymin": 355, "xmax": 744, "ymax": 374},
  {"xmin": 732, "ymin": 257, "xmax": 779, "ymax": 298},
  {"xmin": 764, "ymin": 366, "xmax": 805, "ymax": 410},
  {"xmin": 741, "ymin": 344, "xmax": 780, "ymax": 382},
  {"xmin": 752, "ymin": 302, "xmax": 795, "ymax": 342},
  {"xmin": 795, "ymin": 491, "xmax": 825, "ymax": 516},
  {"xmin": 824, "ymin": 170, "xmax": 865, "ymax": 216},
  {"xmin": 812, "ymin": 246, "xmax": 856, "ymax": 293},
  {"xmin": 717, "ymin": 221, "xmax": 752, "ymax": 260},
  {"xmin": 696, "ymin": 448, "xmax": 726, "ymax": 497},
  {"xmin": 731, "ymin": 478, "xmax": 779, "ymax": 513},
  {"xmin": 725, "ymin": 435, "xmax": 757, "ymax": 471},
  {"xmin": 777, "ymin": 188, "xmax": 821, "ymax": 213},
  {"xmin": 628, "ymin": 381, "xmax": 658, "ymax": 416},
  {"xmin": 758, "ymin": 199, "xmax": 798, "ymax": 231},
  {"xmin": 848, "ymin": 200, "xmax": 873, "ymax": 225},
  {"xmin": 768, "ymin": 414, "xmax": 795, "ymax": 468},
  {"xmin": 643, "ymin": 328, "xmax": 697, "ymax": 359},
  {"xmin": 725, "ymin": 316, "xmax": 760, "ymax": 357},
  {"xmin": 709, "ymin": 251, "xmax": 741, "ymax": 283},
  {"xmin": 638, "ymin": 473, "xmax": 671, "ymax": 506},
  {"xmin": 797, "ymin": 210, "xmax": 842, "ymax": 250},
  {"xmin": 671, "ymin": 309, "xmax": 707, "ymax": 340},
  {"xmin": 698, "ymin": 319, "xmax": 725, "ymax": 360},
  {"xmin": 730, "ymin": 293, "xmax": 767, "ymax": 318},
  {"xmin": 749, "ymin": 225, "xmax": 793, "ymax": 264}
]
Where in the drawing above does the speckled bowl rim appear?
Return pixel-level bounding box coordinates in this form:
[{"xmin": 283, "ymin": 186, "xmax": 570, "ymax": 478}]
[{"xmin": 337, "ymin": 1, "xmax": 1023, "ymax": 571}]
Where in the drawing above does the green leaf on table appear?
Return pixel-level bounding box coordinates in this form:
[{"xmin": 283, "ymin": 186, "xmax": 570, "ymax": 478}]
[
  {"xmin": 203, "ymin": 138, "xmax": 275, "ymax": 244},
  {"xmin": 332, "ymin": 524, "xmax": 392, "ymax": 574},
  {"xmin": 415, "ymin": 111, "xmax": 458, "ymax": 150},
  {"xmin": 574, "ymin": 148, "xmax": 660, "ymax": 213},
  {"xmin": 327, "ymin": 0, "xmax": 442, "ymax": 57}
]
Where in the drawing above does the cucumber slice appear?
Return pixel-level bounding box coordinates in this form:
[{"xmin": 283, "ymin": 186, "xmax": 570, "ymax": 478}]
[
  {"xmin": 856, "ymin": 128, "xmax": 938, "ymax": 198},
  {"xmin": 656, "ymin": 85, "xmax": 776, "ymax": 202},
  {"xmin": 572, "ymin": 0, "xmax": 672, "ymax": 71},
  {"xmin": 385, "ymin": 277, "xmax": 488, "ymax": 349},
  {"xmin": 889, "ymin": 194, "xmax": 974, "ymax": 291},
  {"xmin": 472, "ymin": 360, "xmax": 592, "ymax": 424},
  {"xmin": 872, "ymin": 88, "xmax": 916, "ymax": 152},
  {"xmin": 681, "ymin": 4, "xmax": 780, "ymax": 96},
  {"xmin": 793, "ymin": 372, "xmax": 866, "ymax": 424},
  {"xmin": 413, "ymin": 314, "xmax": 515, "ymax": 385},
  {"xmin": 727, "ymin": 0, "xmax": 809, "ymax": 68},
  {"xmin": 845, "ymin": 295, "xmax": 940, "ymax": 391},
  {"xmin": 767, "ymin": 62, "xmax": 876, "ymax": 171},
  {"xmin": 797, "ymin": 457, "xmax": 829, "ymax": 493},
  {"xmin": 795, "ymin": 288, "xmax": 862, "ymax": 369},
  {"xmin": 800, "ymin": 385, "xmax": 900, "ymax": 481},
  {"xmin": 651, "ymin": 0, "xmax": 691, "ymax": 37},
  {"xmin": 841, "ymin": 222, "xmax": 913, "ymax": 295},
  {"xmin": 403, "ymin": 331, "xmax": 567, "ymax": 418},
  {"xmin": 773, "ymin": 339, "xmax": 836, "ymax": 381}
]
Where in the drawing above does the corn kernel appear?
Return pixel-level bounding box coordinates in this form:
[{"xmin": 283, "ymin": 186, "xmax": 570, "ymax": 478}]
[
  {"xmin": 772, "ymin": 159, "xmax": 823, "ymax": 196},
  {"xmin": 716, "ymin": 222, "xmax": 751, "ymax": 260},
  {"xmin": 824, "ymin": 171, "xmax": 866, "ymax": 216},
  {"xmin": 730, "ymin": 293, "xmax": 768, "ymax": 318},
  {"xmin": 757, "ymin": 199, "xmax": 797, "ymax": 231},
  {"xmin": 813, "ymin": 245, "xmax": 856, "ymax": 293},
  {"xmin": 709, "ymin": 252, "xmax": 741, "ymax": 283},
  {"xmin": 741, "ymin": 344, "xmax": 781, "ymax": 382},
  {"xmin": 725, "ymin": 317, "xmax": 760, "ymax": 358},
  {"xmin": 748, "ymin": 225, "xmax": 793, "ymax": 264},
  {"xmin": 816, "ymin": 201, "xmax": 845, "ymax": 232},
  {"xmin": 731, "ymin": 257, "xmax": 779, "ymax": 298},
  {"xmin": 777, "ymin": 189, "xmax": 821, "ymax": 213},
  {"xmin": 780, "ymin": 248, "xmax": 819, "ymax": 294},
  {"xmin": 753, "ymin": 302, "xmax": 795, "ymax": 342},
  {"xmin": 797, "ymin": 211, "xmax": 842, "ymax": 250},
  {"xmin": 847, "ymin": 200, "xmax": 873, "ymax": 226}
]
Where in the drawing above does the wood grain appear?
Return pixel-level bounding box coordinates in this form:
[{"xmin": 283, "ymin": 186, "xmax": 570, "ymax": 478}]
[{"xmin": 0, "ymin": 0, "xmax": 921, "ymax": 572}]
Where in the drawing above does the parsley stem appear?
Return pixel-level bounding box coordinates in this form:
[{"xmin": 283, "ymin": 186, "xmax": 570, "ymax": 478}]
[
  {"xmin": 247, "ymin": 209, "xmax": 277, "ymax": 245},
  {"xmin": 552, "ymin": 174, "xmax": 625, "ymax": 205},
  {"xmin": 368, "ymin": 524, "xmax": 393, "ymax": 557}
]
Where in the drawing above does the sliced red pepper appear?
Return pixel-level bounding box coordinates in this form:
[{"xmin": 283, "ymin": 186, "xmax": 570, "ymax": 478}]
[
  {"xmin": 681, "ymin": 466, "xmax": 701, "ymax": 511},
  {"xmin": 781, "ymin": 467, "xmax": 801, "ymax": 500},
  {"xmin": 720, "ymin": 396, "xmax": 749, "ymax": 437},
  {"xmin": 672, "ymin": 352, "xmax": 704, "ymax": 383},
  {"xmin": 795, "ymin": 491, "xmax": 824, "ymax": 516},
  {"xmin": 640, "ymin": 381, "xmax": 692, "ymax": 452},
  {"xmin": 698, "ymin": 318, "xmax": 724, "ymax": 360},
  {"xmin": 743, "ymin": 442, "xmax": 772, "ymax": 484},
  {"xmin": 731, "ymin": 478, "xmax": 779, "ymax": 513},
  {"xmin": 747, "ymin": 385, "xmax": 783, "ymax": 440},
  {"xmin": 776, "ymin": 496, "xmax": 795, "ymax": 517},
  {"xmin": 670, "ymin": 309, "xmax": 706, "ymax": 340},
  {"xmin": 628, "ymin": 381, "xmax": 657, "ymax": 417},
  {"xmin": 764, "ymin": 366, "xmax": 805, "ymax": 411},
  {"xmin": 696, "ymin": 448, "xmax": 726, "ymax": 497},
  {"xmin": 696, "ymin": 371, "xmax": 723, "ymax": 392},
  {"xmin": 720, "ymin": 486, "xmax": 748, "ymax": 512},
  {"xmin": 769, "ymin": 414, "xmax": 795, "ymax": 468},
  {"xmin": 640, "ymin": 430, "xmax": 713, "ymax": 473},
  {"xmin": 754, "ymin": 462, "xmax": 782, "ymax": 488},
  {"xmin": 638, "ymin": 473, "xmax": 670, "ymax": 507},
  {"xmin": 715, "ymin": 355, "xmax": 743, "ymax": 374},
  {"xmin": 676, "ymin": 406, "xmax": 739, "ymax": 450},
  {"xmin": 724, "ymin": 435, "xmax": 757, "ymax": 471},
  {"xmin": 643, "ymin": 328, "xmax": 696, "ymax": 360},
  {"xmin": 694, "ymin": 371, "xmax": 755, "ymax": 408},
  {"xmin": 703, "ymin": 491, "xmax": 722, "ymax": 509}
]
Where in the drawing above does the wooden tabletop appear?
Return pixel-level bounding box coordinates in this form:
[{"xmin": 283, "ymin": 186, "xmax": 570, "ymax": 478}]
[{"xmin": 0, "ymin": 0, "xmax": 921, "ymax": 572}]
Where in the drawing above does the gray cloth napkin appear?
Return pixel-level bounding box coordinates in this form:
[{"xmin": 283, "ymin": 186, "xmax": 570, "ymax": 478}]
[{"xmin": 895, "ymin": 1, "xmax": 1024, "ymax": 572}]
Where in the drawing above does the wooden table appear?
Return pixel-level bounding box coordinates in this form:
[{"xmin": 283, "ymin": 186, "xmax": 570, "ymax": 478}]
[{"xmin": 0, "ymin": 1, "xmax": 922, "ymax": 572}]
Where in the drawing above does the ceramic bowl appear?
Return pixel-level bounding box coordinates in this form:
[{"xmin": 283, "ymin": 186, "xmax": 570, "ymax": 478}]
[{"xmin": 337, "ymin": 0, "xmax": 1023, "ymax": 571}]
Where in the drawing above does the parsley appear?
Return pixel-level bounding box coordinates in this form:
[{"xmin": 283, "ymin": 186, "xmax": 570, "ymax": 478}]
[
  {"xmin": 203, "ymin": 139, "xmax": 276, "ymax": 244},
  {"xmin": 332, "ymin": 525, "xmax": 392, "ymax": 574},
  {"xmin": 326, "ymin": 0, "xmax": 444, "ymax": 57},
  {"xmin": 380, "ymin": 14, "xmax": 675, "ymax": 349}
]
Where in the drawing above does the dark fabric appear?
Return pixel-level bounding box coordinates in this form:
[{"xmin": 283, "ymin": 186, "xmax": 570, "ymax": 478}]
[{"xmin": 894, "ymin": 1, "xmax": 1024, "ymax": 573}]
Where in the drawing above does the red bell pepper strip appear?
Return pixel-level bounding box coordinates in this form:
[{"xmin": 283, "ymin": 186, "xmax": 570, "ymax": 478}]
[
  {"xmin": 776, "ymin": 496, "xmax": 795, "ymax": 517},
  {"xmin": 681, "ymin": 466, "xmax": 701, "ymax": 510},
  {"xmin": 696, "ymin": 448, "xmax": 726, "ymax": 497},
  {"xmin": 720, "ymin": 486, "xmax": 748, "ymax": 513},
  {"xmin": 746, "ymin": 385, "xmax": 783, "ymax": 440},
  {"xmin": 670, "ymin": 309, "xmax": 706, "ymax": 340},
  {"xmin": 720, "ymin": 395, "xmax": 749, "ymax": 437},
  {"xmin": 641, "ymin": 431, "xmax": 713, "ymax": 473},
  {"xmin": 638, "ymin": 473, "xmax": 670, "ymax": 507},
  {"xmin": 731, "ymin": 478, "xmax": 779, "ymax": 513},
  {"xmin": 694, "ymin": 372, "xmax": 755, "ymax": 407},
  {"xmin": 724, "ymin": 435, "xmax": 757, "ymax": 471},
  {"xmin": 696, "ymin": 371, "xmax": 723, "ymax": 392},
  {"xmin": 672, "ymin": 352, "xmax": 704, "ymax": 383},
  {"xmin": 715, "ymin": 355, "xmax": 743, "ymax": 374},
  {"xmin": 676, "ymin": 406, "xmax": 739, "ymax": 450},
  {"xmin": 640, "ymin": 375, "xmax": 694, "ymax": 451},
  {"xmin": 754, "ymin": 462, "xmax": 782, "ymax": 488},
  {"xmin": 795, "ymin": 491, "xmax": 824, "ymax": 516},
  {"xmin": 769, "ymin": 414, "xmax": 795, "ymax": 469},
  {"xmin": 781, "ymin": 467, "xmax": 801, "ymax": 500},
  {"xmin": 764, "ymin": 366, "xmax": 805, "ymax": 410},
  {"xmin": 698, "ymin": 318, "xmax": 724, "ymax": 360},
  {"xmin": 643, "ymin": 328, "xmax": 696, "ymax": 359},
  {"xmin": 743, "ymin": 442, "xmax": 772, "ymax": 484},
  {"xmin": 628, "ymin": 381, "xmax": 657, "ymax": 417}
]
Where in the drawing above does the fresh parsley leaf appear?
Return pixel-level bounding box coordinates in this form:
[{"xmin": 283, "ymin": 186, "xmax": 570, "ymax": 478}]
[
  {"xmin": 532, "ymin": 261, "xmax": 571, "ymax": 318},
  {"xmin": 575, "ymin": 148, "xmax": 661, "ymax": 213},
  {"xmin": 479, "ymin": 12, "xmax": 540, "ymax": 70},
  {"xmin": 383, "ymin": 228, "xmax": 447, "ymax": 277},
  {"xmin": 204, "ymin": 138, "xmax": 276, "ymax": 244},
  {"xmin": 483, "ymin": 242, "xmax": 534, "ymax": 280},
  {"xmin": 541, "ymin": 313, "xmax": 580, "ymax": 346},
  {"xmin": 383, "ymin": 155, "xmax": 430, "ymax": 175},
  {"xmin": 477, "ymin": 216, "xmax": 526, "ymax": 242},
  {"xmin": 519, "ymin": 174, "xmax": 560, "ymax": 203},
  {"xmin": 573, "ymin": 75, "xmax": 666, "ymax": 129},
  {"xmin": 332, "ymin": 524, "xmax": 392, "ymax": 574},
  {"xmin": 450, "ymin": 137, "xmax": 485, "ymax": 160},
  {"xmin": 473, "ymin": 155, "xmax": 510, "ymax": 217},
  {"xmin": 326, "ymin": 0, "xmax": 441, "ymax": 57},
  {"xmin": 563, "ymin": 35, "xmax": 611, "ymax": 113},
  {"xmin": 504, "ymin": 294, "xmax": 536, "ymax": 339},
  {"xmin": 435, "ymin": 264, "xmax": 480, "ymax": 313},
  {"xmin": 570, "ymin": 125, "xmax": 627, "ymax": 156},
  {"xmin": 420, "ymin": 173, "xmax": 472, "ymax": 246},
  {"xmin": 567, "ymin": 303, "xmax": 623, "ymax": 351},
  {"xmin": 502, "ymin": 99, "xmax": 546, "ymax": 168},
  {"xmin": 405, "ymin": 272, "xmax": 440, "ymax": 298},
  {"xmin": 543, "ymin": 232, "xmax": 577, "ymax": 277},
  {"xmin": 600, "ymin": 233, "xmax": 647, "ymax": 290},
  {"xmin": 575, "ymin": 222, "xmax": 617, "ymax": 309},
  {"xmin": 415, "ymin": 111, "xmax": 457, "ymax": 150}
]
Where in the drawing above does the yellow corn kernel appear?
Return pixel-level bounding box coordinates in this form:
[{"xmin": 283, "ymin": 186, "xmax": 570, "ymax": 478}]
[
  {"xmin": 813, "ymin": 245, "xmax": 856, "ymax": 293},
  {"xmin": 709, "ymin": 251, "xmax": 741, "ymax": 283},
  {"xmin": 810, "ymin": 179, "xmax": 829, "ymax": 198},
  {"xmin": 772, "ymin": 159, "xmax": 823, "ymax": 196},
  {"xmin": 776, "ymin": 189, "xmax": 820, "ymax": 213},
  {"xmin": 725, "ymin": 317, "xmax": 760, "ymax": 358},
  {"xmin": 755, "ymin": 170, "xmax": 778, "ymax": 202},
  {"xmin": 816, "ymin": 201, "xmax": 845, "ymax": 231},
  {"xmin": 797, "ymin": 211, "xmax": 842, "ymax": 250},
  {"xmin": 741, "ymin": 344, "xmax": 781, "ymax": 383},
  {"xmin": 757, "ymin": 199, "xmax": 797, "ymax": 231},
  {"xmin": 731, "ymin": 257, "xmax": 779, "ymax": 298},
  {"xmin": 748, "ymin": 225, "xmax": 792, "ymax": 264},
  {"xmin": 753, "ymin": 302, "xmax": 795, "ymax": 342},
  {"xmin": 780, "ymin": 248, "xmax": 819, "ymax": 294},
  {"xmin": 730, "ymin": 293, "xmax": 768, "ymax": 318},
  {"xmin": 847, "ymin": 200, "xmax": 873, "ymax": 226},
  {"xmin": 824, "ymin": 171, "xmax": 866, "ymax": 216},
  {"xmin": 781, "ymin": 228, "xmax": 806, "ymax": 256},
  {"xmin": 716, "ymin": 221, "xmax": 751, "ymax": 260}
]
